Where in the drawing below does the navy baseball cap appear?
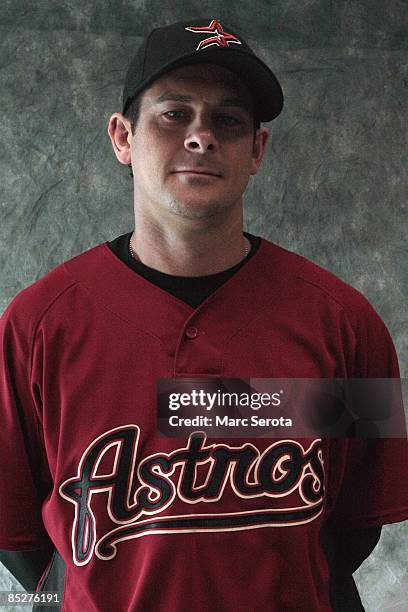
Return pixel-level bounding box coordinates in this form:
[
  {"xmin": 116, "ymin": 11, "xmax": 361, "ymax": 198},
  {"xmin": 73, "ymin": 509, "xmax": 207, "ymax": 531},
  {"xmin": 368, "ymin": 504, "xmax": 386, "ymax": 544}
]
[{"xmin": 122, "ymin": 18, "xmax": 284, "ymax": 122}]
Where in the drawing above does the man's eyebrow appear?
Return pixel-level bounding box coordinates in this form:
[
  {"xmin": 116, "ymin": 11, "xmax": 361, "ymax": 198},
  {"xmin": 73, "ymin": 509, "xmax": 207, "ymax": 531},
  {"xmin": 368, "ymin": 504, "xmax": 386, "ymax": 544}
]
[
  {"xmin": 154, "ymin": 92, "xmax": 251, "ymax": 111},
  {"xmin": 218, "ymin": 97, "xmax": 251, "ymax": 109},
  {"xmin": 154, "ymin": 93, "xmax": 193, "ymax": 104}
]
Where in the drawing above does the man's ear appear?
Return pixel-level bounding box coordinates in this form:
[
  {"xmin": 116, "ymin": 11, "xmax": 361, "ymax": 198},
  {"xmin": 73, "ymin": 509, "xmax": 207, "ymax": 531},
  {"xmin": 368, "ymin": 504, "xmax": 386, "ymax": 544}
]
[
  {"xmin": 107, "ymin": 113, "xmax": 132, "ymax": 165},
  {"xmin": 250, "ymin": 127, "xmax": 269, "ymax": 176}
]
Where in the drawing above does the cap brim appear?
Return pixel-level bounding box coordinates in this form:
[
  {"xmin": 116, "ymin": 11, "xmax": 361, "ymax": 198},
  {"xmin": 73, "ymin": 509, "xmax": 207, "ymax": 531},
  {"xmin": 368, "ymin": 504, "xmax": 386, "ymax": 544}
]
[{"xmin": 123, "ymin": 47, "xmax": 283, "ymax": 122}]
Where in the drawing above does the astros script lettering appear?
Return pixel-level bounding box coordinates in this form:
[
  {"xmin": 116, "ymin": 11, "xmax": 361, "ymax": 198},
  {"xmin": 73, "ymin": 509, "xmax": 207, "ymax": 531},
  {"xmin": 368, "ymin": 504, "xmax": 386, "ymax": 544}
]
[{"xmin": 59, "ymin": 425, "xmax": 324, "ymax": 566}]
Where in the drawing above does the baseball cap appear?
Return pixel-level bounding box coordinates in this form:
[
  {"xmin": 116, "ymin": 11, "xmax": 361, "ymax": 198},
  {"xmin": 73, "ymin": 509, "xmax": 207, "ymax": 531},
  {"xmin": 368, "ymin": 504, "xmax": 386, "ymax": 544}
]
[{"xmin": 122, "ymin": 18, "xmax": 284, "ymax": 122}]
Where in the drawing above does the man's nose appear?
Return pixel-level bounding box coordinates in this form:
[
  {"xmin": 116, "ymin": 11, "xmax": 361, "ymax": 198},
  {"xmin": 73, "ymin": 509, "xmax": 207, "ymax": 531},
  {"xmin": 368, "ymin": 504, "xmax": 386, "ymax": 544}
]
[{"xmin": 184, "ymin": 119, "xmax": 218, "ymax": 153}]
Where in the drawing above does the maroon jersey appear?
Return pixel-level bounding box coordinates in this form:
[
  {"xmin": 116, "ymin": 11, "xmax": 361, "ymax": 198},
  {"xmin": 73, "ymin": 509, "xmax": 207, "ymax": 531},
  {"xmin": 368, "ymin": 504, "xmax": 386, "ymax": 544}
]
[{"xmin": 0, "ymin": 237, "xmax": 407, "ymax": 611}]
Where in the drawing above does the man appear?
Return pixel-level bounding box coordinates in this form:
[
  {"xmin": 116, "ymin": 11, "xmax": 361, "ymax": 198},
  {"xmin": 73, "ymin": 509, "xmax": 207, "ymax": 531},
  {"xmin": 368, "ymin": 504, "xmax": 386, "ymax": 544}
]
[{"xmin": 0, "ymin": 18, "xmax": 406, "ymax": 612}]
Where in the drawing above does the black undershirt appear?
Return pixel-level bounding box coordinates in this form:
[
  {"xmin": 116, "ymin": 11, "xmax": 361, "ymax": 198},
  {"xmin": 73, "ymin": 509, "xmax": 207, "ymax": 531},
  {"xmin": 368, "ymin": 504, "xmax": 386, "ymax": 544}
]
[{"xmin": 107, "ymin": 231, "xmax": 261, "ymax": 308}]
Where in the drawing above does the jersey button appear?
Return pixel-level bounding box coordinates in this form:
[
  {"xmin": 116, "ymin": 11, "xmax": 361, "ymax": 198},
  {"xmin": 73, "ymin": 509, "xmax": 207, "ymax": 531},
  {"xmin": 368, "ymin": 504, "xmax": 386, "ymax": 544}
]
[{"xmin": 185, "ymin": 326, "xmax": 199, "ymax": 339}]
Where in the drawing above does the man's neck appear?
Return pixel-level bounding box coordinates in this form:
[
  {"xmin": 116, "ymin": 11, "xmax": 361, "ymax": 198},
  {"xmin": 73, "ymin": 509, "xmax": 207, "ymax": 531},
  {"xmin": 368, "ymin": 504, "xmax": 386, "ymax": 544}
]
[{"xmin": 130, "ymin": 210, "xmax": 249, "ymax": 276}]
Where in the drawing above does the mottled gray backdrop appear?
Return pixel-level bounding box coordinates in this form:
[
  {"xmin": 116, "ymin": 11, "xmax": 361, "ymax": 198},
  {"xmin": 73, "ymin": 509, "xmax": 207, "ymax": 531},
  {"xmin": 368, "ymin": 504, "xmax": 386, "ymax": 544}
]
[{"xmin": 0, "ymin": 1, "xmax": 406, "ymax": 611}]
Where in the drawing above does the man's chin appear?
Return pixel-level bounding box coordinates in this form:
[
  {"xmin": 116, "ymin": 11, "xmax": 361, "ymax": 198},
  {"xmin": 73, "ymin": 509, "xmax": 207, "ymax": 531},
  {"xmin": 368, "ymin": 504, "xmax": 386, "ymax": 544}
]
[
  {"xmin": 164, "ymin": 191, "xmax": 234, "ymax": 219},
  {"xmin": 167, "ymin": 199, "xmax": 223, "ymax": 220}
]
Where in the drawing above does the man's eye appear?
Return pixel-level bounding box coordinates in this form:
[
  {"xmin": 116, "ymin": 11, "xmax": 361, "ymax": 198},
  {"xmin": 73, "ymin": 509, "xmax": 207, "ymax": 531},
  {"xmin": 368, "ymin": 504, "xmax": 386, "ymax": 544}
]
[
  {"xmin": 216, "ymin": 114, "xmax": 241, "ymax": 127},
  {"xmin": 163, "ymin": 110, "xmax": 187, "ymax": 120}
]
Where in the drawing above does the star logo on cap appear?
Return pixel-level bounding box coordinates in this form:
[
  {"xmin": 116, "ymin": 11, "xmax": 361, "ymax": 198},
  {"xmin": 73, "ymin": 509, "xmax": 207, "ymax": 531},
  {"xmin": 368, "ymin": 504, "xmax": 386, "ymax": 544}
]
[{"xmin": 185, "ymin": 19, "xmax": 242, "ymax": 50}]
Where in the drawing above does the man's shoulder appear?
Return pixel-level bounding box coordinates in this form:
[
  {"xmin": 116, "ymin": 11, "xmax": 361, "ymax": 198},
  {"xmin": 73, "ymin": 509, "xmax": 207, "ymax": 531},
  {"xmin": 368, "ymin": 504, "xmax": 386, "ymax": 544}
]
[
  {"xmin": 259, "ymin": 237, "xmax": 378, "ymax": 321},
  {"xmin": 1, "ymin": 243, "xmax": 107, "ymax": 333}
]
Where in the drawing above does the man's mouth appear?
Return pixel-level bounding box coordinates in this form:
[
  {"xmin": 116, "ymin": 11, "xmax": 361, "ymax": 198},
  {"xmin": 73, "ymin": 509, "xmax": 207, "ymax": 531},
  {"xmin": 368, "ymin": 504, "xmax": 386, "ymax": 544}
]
[{"xmin": 173, "ymin": 168, "xmax": 222, "ymax": 178}]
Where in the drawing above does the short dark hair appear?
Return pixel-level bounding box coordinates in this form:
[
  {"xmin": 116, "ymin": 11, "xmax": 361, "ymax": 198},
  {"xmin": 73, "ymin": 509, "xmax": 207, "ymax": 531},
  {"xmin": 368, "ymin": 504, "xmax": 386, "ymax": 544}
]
[
  {"xmin": 124, "ymin": 94, "xmax": 261, "ymax": 179},
  {"xmin": 124, "ymin": 96, "xmax": 141, "ymax": 178},
  {"xmin": 125, "ymin": 96, "xmax": 142, "ymax": 136}
]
